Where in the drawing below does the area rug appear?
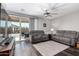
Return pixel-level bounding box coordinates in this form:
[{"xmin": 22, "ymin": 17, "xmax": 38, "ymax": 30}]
[{"xmin": 33, "ymin": 41, "xmax": 69, "ymax": 56}]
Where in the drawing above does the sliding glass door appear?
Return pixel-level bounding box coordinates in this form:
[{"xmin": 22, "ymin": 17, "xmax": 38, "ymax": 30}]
[
  {"xmin": 7, "ymin": 16, "xmax": 30, "ymax": 41},
  {"xmin": 1, "ymin": 4, "xmax": 30, "ymax": 41}
]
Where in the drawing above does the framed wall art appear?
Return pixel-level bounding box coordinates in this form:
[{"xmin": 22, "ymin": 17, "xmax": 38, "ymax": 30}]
[{"xmin": 43, "ymin": 23, "xmax": 46, "ymax": 27}]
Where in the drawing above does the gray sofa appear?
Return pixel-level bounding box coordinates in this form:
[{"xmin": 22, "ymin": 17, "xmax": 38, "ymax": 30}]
[
  {"xmin": 30, "ymin": 30, "xmax": 49, "ymax": 44},
  {"xmin": 51, "ymin": 30, "xmax": 78, "ymax": 47},
  {"xmin": 30, "ymin": 30, "xmax": 79, "ymax": 47}
]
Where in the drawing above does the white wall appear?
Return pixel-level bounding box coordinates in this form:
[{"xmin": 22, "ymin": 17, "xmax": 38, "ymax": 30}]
[
  {"xmin": 36, "ymin": 19, "xmax": 52, "ymax": 34},
  {"xmin": 34, "ymin": 10, "xmax": 79, "ymax": 33},
  {"xmin": 52, "ymin": 10, "xmax": 79, "ymax": 31}
]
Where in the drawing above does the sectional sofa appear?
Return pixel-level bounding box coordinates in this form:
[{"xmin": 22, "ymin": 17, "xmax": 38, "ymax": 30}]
[{"xmin": 30, "ymin": 30, "xmax": 79, "ymax": 56}]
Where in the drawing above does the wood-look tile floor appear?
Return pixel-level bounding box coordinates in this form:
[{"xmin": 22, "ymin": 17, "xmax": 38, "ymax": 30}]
[
  {"xmin": 14, "ymin": 40, "xmax": 37, "ymax": 56},
  {"xmin": 14, "ymin": 39, "xmax": 79, "ymax": 56}
]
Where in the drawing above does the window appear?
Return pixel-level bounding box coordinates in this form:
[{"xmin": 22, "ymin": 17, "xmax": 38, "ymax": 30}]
[
  {"xmin": 21, "ymin": 23, "xmax": 29, "ymax": 28},
  {"xmin": 0, "ymin": 20, "xmax": 6, "ymax": 27}
]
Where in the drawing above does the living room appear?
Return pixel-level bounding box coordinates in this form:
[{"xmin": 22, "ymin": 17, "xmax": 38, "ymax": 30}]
[{"xmin": 0, "ymin": 2, "xmax": 79, "ymax": 56}]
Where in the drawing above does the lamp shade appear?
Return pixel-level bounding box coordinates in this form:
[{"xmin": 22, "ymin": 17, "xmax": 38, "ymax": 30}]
[{"xmin": 51, "ymin": 28, "xmax": 54, "ymax": 31}]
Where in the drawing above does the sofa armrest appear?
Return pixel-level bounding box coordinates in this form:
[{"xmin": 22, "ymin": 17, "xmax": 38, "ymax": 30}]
[{"xmin": 70, "ymin": 38, "xmax": 76, "ymax": 47}]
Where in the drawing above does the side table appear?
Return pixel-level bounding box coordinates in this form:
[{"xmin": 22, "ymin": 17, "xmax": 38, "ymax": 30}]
[
  {"xmin": 48, "ymin": 34, "xmax": 52, "ymax": 40},
  {"xmin": 76, "ymin": 42, "xmax": 79, "ymax": 48}
]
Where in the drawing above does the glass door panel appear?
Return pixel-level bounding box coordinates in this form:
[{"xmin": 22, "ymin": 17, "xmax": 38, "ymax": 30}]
[
  {"xmin": 21, "ymin": 22, "xmax": 29, "ymax": 40},
  {"xmin": 7, "ymin": 20, "xmax": 20, "ymax": 41},
  {"xmin": 11, "ymin": 21, "xmax": 20, "ymax": 41}
]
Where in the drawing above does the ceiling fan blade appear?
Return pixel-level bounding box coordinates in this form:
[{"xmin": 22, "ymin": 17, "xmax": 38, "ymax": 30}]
[
  {"xmin": 51, "ymin": 4, "xmax": 67, "ymax": 10},
  {"xmin": 48, "ymin": 3, "xmax": 58, "ymax": 10},
  {"xmin": 40, "ymin": 8, "xmax": 48, "ymax": 14},
  {"xmin": 51, "ymin": 13, "xmax": 58, "ymax": 15},
  {"xmin": 41, "ymin": 7, "xmax": 45, "ymax": 12}
]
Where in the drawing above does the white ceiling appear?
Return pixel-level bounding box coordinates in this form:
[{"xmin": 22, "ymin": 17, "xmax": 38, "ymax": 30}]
[{"xmin": 4, "ymin": 3, "xmax": 79, "ymax": 19}]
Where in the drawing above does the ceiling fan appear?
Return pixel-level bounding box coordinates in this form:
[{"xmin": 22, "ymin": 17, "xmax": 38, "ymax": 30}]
[
  {"xmin": 41, "ymin": 3, "xmax": 66, "ymax": 17},
  {"xmin": 42, "ymin": 9, "xmax": 58, "ymax": 17}
]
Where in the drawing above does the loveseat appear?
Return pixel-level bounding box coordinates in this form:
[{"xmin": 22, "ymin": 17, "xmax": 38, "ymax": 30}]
[{"xmin": 30, "ymin": 30, "xmax": 49, "ymax": 44}]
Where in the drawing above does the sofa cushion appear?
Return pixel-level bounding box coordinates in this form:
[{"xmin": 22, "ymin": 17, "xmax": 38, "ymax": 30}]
[
  {"xmin": 52, "ymin": 36, "xmax": 71, "ymax": 45},
  {"xmin": 56, "ymin": 30, "xmax": 64, "ymax": 37},
  {"xmin": 63, "ymin": 31, "xmax": 77, "ymax": 39},
  {"xmin": 52, "ymin": 36, "xmax": 61, "ymax": 42}
]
